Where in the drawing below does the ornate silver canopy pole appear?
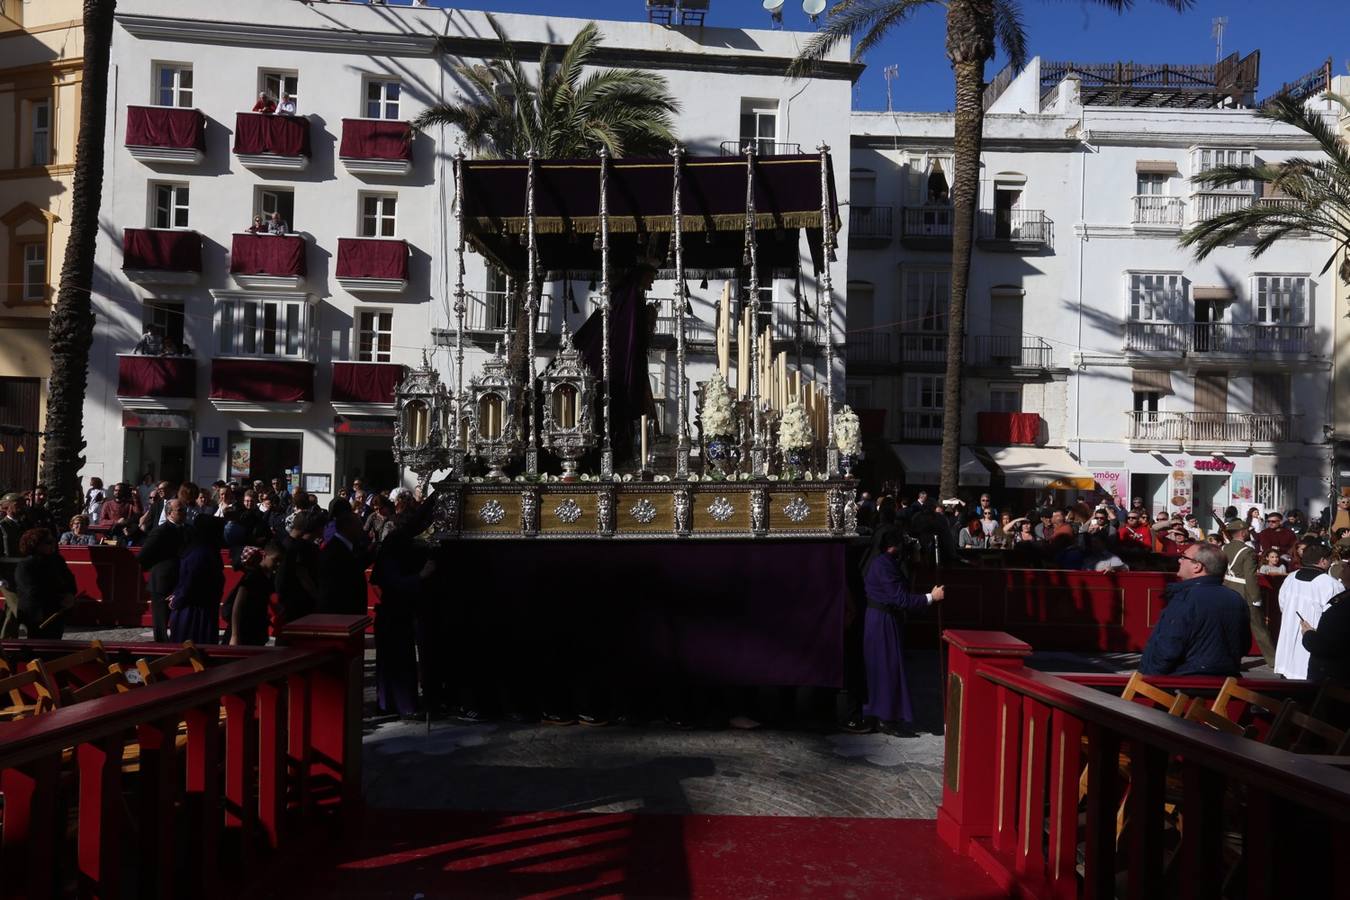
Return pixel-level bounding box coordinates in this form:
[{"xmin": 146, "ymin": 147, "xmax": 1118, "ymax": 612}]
[
  {"xmin": 452, "ymin": 151, "xmax": 469, "ymax": 475},
  {"xmin": 599, "ymin": 147, "xmax": 613, "ymax": 478},
  {"xmin": 819, "ymin": 143, "xmax": 838, "ymax": 476},
  {"xmin": 744, "ymin": 142, "xmax": 765, "ymax": 476},
  {"xmin": 670, "ymin": 144, "xmax": 690, "ymax": 478},
  {"xmin": 524, "ymin": 150, "xmax": 540, "ymax": 475}
]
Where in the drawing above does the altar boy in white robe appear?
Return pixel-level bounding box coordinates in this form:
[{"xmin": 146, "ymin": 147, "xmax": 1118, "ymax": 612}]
[{"xmin": 1275, "ymin": 543, "xmax": 1341, "ymax": 679}]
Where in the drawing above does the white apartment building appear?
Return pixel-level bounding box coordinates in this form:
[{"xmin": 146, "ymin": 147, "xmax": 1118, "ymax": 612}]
[
  {"xmin": 850, "ymin": 55, "xmax": 1339, "ymax": 530},
  {"xmin": 82, "ymin": 0, "xmax": 854, "ymax": 498}
]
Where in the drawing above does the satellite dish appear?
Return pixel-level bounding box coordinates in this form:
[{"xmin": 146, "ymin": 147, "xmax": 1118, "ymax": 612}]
[
  {"xmin": 802, "ymin": 0, "xmax": 827, "ymax": 20},
  {"xmin": 763, "ymin": 0, "xmax": 786, "ymax": 10}
]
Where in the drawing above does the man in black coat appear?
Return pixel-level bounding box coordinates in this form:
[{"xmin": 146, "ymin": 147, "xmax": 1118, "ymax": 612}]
[
  {"xmin": 138, "ymin": 499, "xmax": 187, "ymax": 642},
  {"xmin": 1140, "ymin": 543, "xmax": 1251, "ymax": 677},
  {"xmin": 317, "ymin": 512, "xmax": 369, "ymax": 616}
]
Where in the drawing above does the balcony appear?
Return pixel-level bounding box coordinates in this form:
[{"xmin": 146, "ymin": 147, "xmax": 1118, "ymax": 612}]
[
  {"xmin": 339, "ymin": 118, "xmax": 413, "ymax": 176},
  {"xmin": 1126, "ymin": 321, "xmax": 1314, "ymax": 357},
  {"xmin": 768, "ymin": 302, "xmax": 821, "ymax": 345},
  {"xmin": 652, "ymin": 297, "xmax": 715, "ymax": 344},
  {"xmin": 848, "ymin": 206, "xmax": 892, "ymax": 247},
  {"xmin": 115, "ymin": 354, "xmax": 196, "ymax": 409},
  {"xmin": 229, "ymin": 233, "xmax": 308, "ymax": 290},
  {"xmin": 898, "ymin": 332, "xmax": 947, "ymax": 366},
  {"xmin": 122, "ymin": 228, "xmax": 202, "ymax": 285},
  {"xmin": 209, "ymin": 357, "xmax": 314, "ymax": 413},
  {"xmin": 1131, "ymin": 195, "xmax": 1185, "ymax": 230},
  {"xmin": 1125, "ymin": 410, "xmax": 1298, "ymax": 451},
  {"xmin": 899, "ymin": 206, "xmax": 953, "ymax": 250},
  {"xmin": 454, "ymin": 290, "xmax": 552, "ymax": 337},
  {"xmin": 718, "ymin": 140, "xmax": 803, "ymax": 157},
  {"xmin": 331, "ymin": 361, "xmax": 405, "ymax": 415},
  {"xmin": 233, "ymin": 112, "xmax": 311, "ymax": 171},
  {"xmin": 844, "ymin": 331, "xmax": 892, "ymax": 369},
  {"xmin": 965, "ymin": 334, "xmax": 1054, "ymax": 369},
  {"xmin": 335, "ymin": 237, "xmax": 409, "ymax": 293},
  {"xmin": 899, "ymin": 411, "xmax": 943, "ymax": 442},
  {"xmin": 125, "ymin": 106, "xmax": 206, "ymax": 165},
  {"xmin": 1123, "ymin": 322, "xmax": 1187, "ymax": 354},
  {"xmin": 977, "ymin": 411, "xmax": 1042, "ymax": 446},
  {"xmin": 1190, "ymin": 191, "xmax": 1253, "ymax": 221},
  {"xmin": 975, "ymin": 209, "xmax": 1052, "ymax": 251}
]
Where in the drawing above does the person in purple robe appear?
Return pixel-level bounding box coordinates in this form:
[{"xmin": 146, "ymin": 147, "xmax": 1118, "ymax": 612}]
[
  {"xmin": 861, "ymin": 528, "xmax": 944, "ymax": 736},
  {"xmin": 167, "ymin": 516, "xmax": 225, "ymax": 645}
]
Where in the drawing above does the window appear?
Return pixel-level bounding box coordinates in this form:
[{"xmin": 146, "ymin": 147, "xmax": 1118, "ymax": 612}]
[
  {"xmin": 739, "ymin": 100, "xmax": 777, "ymax": 155},
  {"xmin": 903, "ymin": 374, "xmax": 944, "ymax": 436},
  {"xmin": 1127, "ymin": 273, "xmax": 1185, "ymax": 322},
  {"xmin": 1193, "ymin": 147, "xmax": 1254, "ymax": 193},
  {"xmin": 1133, "ymin": 391, "xmax": 1160, "ymax": 416},
  {"xmin": 989, "ymin": 385, "xmax": 1022, "ymax": 413},
  {"xmin": 155, "ymin": 64, "xmax": 193, "ymax": 108},
  {"xmin": 145, "ymin": 301, "xmax": 186, "ymax": 347},
  {"xmin": 845, "ymin": 383, "xmax": 872, "ymax": 409},
  {"xmin": 31, "ymin": 100, "xmax": 51, "ymax": 167},
  {"xmin": 1254, "ymin": 275, "xmax": 1309, "ymax": 325},
  {"xmin": 1136, "ymin": 173, "xmax": 1167, "ymax": 196},
  {"xmin": 360, "ymin": 194, "xmax": 397, "ymax": 238},
  {"xmin": 357, "ymin": 310, "xmax": 393, "ymax": 363},
  {"xmin": 217, "ymin": 297, "xmax": 311, "ymax": 358},
  {"xmin": 1253, "ymin": 474, "xmax": 1298, "ymax": 514},
  {"xmin": 21, "ymin": 242, "xmax": 46, "ymax": 302},
  {"xmin": 365, "ymin": 79, "xmax": 401, "ymax": 119},
  {"xmin": 903, "ymin": 270, "xmax": 949, "ymax": 332},
  {"xmin": 255, "ymin": 187, "xmax": 295, "ymax": 230},
  {"xmin": 262, "ymin": 71, "xmax": 298, "ymax": 108},
  {"xmin": 151, "ymin": 183, "xmax": 190, "ymax": 229}
]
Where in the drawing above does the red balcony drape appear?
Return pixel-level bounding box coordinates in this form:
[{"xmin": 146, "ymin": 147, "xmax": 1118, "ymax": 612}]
[
  {"xmin": 116, "ymin": 356, "xmax": 196, "ymax": 399},
  {"xmin": 122, "ymin": 228, "xmax": 202, "ymax": 272},
  {"xmin": 126, "ymin": 106, "xmax": 206, "ymax": 150},
  {"xmin": 336, "ymin": 238, "xmax": 408, "ymax": 280},
  {"xmin": 230, "ymin": 234, "xmax": 307, "ymax": 277},
  {"xmin": 331, "ymin": 362, "xmax": 405, "ymax": 405},
  {"xmin": 339, "ymin": 119, "xmax": 412, "ymax": 161},
  {"xmin": 977, "ymin": 412, "xmax": 1040, "ymax": 445},
  {"xmin": 233, "ymin": 112, "xmax": 311, "ymax": 157},
  {"xmin": 210, "ymin": 359, "xmax": 314, "ymax": 403}
]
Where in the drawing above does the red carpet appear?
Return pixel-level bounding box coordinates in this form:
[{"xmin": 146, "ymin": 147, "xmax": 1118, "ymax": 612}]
[{"xmin": 259, "ymin": 809, "xmax": 1005, "ymax": 899}]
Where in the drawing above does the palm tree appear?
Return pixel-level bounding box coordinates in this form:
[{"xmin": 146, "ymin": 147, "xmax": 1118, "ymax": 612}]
[
  {"xmin": 414, "ymin": 15, "xmax": 680, "ymax": 159},
  {"xmin": 1182, "ymin": 93, "xmax": 1350, "ymax": 287},
  {"xmin": 39, "ymin": 0, "xmax": 116, "ymax": 520},
  {"xmin": 790, "ymin": 0, "xmax": 1192, "ymax": 499}
]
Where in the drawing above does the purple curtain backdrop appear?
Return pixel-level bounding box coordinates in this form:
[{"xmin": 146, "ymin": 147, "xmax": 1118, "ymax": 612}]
[
  {"xmin": 116, "ymin": 356, "xmax": 195, "ymax": 399},
  {"xmin": 331, "ymin": 362, "xmax": 405, "ymax": 405},
  {"xmin": 336, "ymin": 238, "xmax": 409, "ymax": 280},
  {"xmin": 126, "ymin": 106, "xmax": 206, "ymax": 150},
  {"xmin": 209, "ymin": 359, "xmax": 314, "ymax": 403},
  {"xmin": 233, "ymin": 112, "xmax": 311, "ymax": 157},
  {"xmin": 122, "ymin": 228, "xmax": 202, "ymax": 272},
  {"xmin": 230, "ymin": 233, "xmax": 307, "ymax": 277},
  {"xmin": 339, "ymin": 118, "xmax": 412, "ymax": 161}
]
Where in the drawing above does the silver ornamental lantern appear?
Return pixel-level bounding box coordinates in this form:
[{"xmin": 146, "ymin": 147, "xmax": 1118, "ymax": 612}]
[
  {"xmin": 540, "ymin": 322, "xmax": 597, "ymax": 481},
  {"xmin": 468, "ymin": 342, "xmax": 522, "ymax": 479},
  {"xmin": 392, "ymin": 355, "xmax": 452, "ymax": 486}
]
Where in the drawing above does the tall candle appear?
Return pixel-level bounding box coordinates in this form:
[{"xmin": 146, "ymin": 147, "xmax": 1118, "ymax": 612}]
[{"xmin": 640, "ymin": 414, "xmax": 649, "ymax": 469}]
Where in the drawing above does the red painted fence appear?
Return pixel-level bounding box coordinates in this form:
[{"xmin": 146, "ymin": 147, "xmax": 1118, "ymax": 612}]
[{"xmin": 0, "ymin": 615, "xmax": 367, "ymax": 900}]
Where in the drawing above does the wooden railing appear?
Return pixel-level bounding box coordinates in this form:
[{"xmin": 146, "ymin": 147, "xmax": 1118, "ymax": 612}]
[
  {"xmin": 0, "ymin": 616, "xmax": 368, "ymax": 899},
  {"xmin": 938, "ymin": 630, "xmax": 1350, "ymax": 900},
  {"xmin": 1132, "ymin": 195, "xmax": 1185, "ymax": 227}
]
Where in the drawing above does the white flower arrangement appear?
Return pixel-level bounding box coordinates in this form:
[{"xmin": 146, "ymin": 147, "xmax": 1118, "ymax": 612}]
[
  {"xmin": 777, "ymin": 400, "xmax": 814, "ymax": 452},
  {"xmin": 833, "ymin": 405, "xmax": 862, "ymax": 457},
  {"xmin": 700, "ymin": 372, "xmax": 736, "ymax": 439}
]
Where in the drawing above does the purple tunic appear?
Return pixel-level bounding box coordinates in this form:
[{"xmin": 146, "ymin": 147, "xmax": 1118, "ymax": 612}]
[
  {"xmin": 168, "ymin": 543, "xmax": 223, "ymax": 645},
  {"xmin": 861, "ymin": 553, "xmax": 930, "ymax": 724}
]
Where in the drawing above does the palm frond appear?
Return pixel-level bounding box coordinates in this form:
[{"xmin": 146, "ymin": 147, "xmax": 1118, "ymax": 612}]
[
  {"xmin": 991, "ymin": 0, "xmax": 1027, "ymax": 72},
  {"xmin": 786, "ymin": 0, "xmax": 935, "ymax": 78}
]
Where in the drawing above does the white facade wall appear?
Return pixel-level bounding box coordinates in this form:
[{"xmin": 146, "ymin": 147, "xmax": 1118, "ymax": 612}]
[{"xmin": 82, "ymin": 0, "xmax": 853, "ymax": 499}]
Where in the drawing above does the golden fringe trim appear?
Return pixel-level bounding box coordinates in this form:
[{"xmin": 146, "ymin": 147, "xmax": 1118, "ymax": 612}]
[{"xmin": 466, "ymin": 212, "xmax": 826, "ymax": 236}]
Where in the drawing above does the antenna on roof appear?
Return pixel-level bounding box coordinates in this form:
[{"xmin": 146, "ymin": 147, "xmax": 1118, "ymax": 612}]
[
  {"xmin": 763, "ymin": 0, "xmax": 785, "ymax": 28},
  {"xmin": 802, "ymin": 0, "xmax": 826, "ymax": 24},
  {"xmin": 883, "ymin": 64, "xmax": 898, "ymax": 112},
  {"xmin": 1211, "ymin": 17, "xmax": 1228, "ymax": 63}
]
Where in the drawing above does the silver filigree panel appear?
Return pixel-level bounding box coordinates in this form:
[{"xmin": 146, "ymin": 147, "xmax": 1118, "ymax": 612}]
[
  {"xmin": 479, "ymin": 499, "xmax": 506, "ymax": 525},
  {"xmin": 630, "ymin": 499, "xmax": 657, "ymax": 524},
  {"xmin": 553, "ymin": 499, "xmax": 583, "ymax": 524},
  {"xmin": 784, "ymin": 496, "xmax": 811, "ymax": 523},
  {"xmin": 707, "ymin": 496, "xmax": 734, "ymax": 523}
]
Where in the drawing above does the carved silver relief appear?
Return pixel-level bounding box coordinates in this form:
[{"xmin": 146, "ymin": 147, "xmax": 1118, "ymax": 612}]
[
  {"xmin": 521, "ymin": 488, "xmax": 539, "ymax": 535},
  {"xmin": 783, "ymin": 496, "xmax": 811, "ymax": 524},
  {"xmin": 844, "ymin": 499, "xmax": 859, "ymax": 535},
  {"xmin": 706, "ymin": 496, "xmax": 735, "ymax": 523},
  {"xmin": 479, "ymin": 499, "xmax": 506, "ymax": 525},
  {"xmin": 751, "ymin": 488, "xmax": 769, "ymax": 534},
  {"xmin": 827, "ymin": 488, "xmax": 845, "ymax": 535},
  {"xmin": 553, "ymin": 498, "xmax": 583, "ymax": 525},
  {"xmin": 630, "ymin": 498, "xmax": 658, "ymax": 524},
  {"xmin": 674, "ymin": 489, "xmax": 692, "ymax": 534},
  {"xmin": 432, "ymin": 485, "xmax": 462, "ymax": 536},
  {"xmin": 596, "ymin": 489, "xmax": 615, "ymax": 535}
]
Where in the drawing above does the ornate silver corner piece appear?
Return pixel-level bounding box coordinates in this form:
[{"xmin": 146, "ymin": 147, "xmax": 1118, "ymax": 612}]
[
  {"xmin": 553, "ymin": 498, "xmax": 583, "ymax": 525},
  {"xmin": 844, "ymin": 499, "xmax": 859, "ymax": 535},
  {"xmin": 784, "ymin": 496, "xmax": 811, "ymax": 524},
  {"xmin": 673, "ymin": 489, "xmax": 693, "ymax": 535},
  {"xmin": 827, "ymin": 488, "xmax": 845, "ymax": 535},
  {"xmin": 630, "ymin": 498, "xmax": 658, "ymax": 524},
  {"xmin": 597, "ymin": 489, "xmax": 615, "ymax": 535},
  {"xmin": 750, "ymin": 488, "xmax": 769, "ymax": 535},
  {"xmin": 521, "ymin": 488, "xmax": 540, "ymax": 535},
  {"xmin": 432, "ymin": 483, "xmax": 462, "ymax": 536},
  {"xmin": 479, "ymin": 499, "xmax": 506, "ymax": 525},
  {"xmin": 707, "ymin": 496, "xmax": 735, "ymax": 523}
]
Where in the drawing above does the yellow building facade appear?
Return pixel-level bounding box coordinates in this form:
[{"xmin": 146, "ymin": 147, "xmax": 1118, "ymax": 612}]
[{"xmin": 0, "ymin": 0, "xmax": 83, "ymax": 491}]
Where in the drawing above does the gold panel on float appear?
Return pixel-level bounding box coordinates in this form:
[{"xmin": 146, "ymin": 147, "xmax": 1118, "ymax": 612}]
[
  {"xmin": 538, "ymin": 491, "xmax": 598, "ymax": 536},
  {"xmin": 691, "ymin": 490, "xmax": 746, "ymax": 533},
  {"xmin": 768, "ymin": 490, "xmax": 828, "ymax": 532},
  {"xmin": 462, "ymin": 492, "xmax": 522, "ymax": 535},
  {"xmin": 616, "ymin": 492, "xmax": 673, "ymax": 534}
]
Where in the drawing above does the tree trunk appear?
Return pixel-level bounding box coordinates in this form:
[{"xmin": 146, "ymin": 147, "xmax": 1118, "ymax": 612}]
[
  {"xmin": 40, "ymin": 0, "xmax": 116, "ymax": 521},
  {"xmin": 939, "ymin": 0, "xmax": 993, "ymax": 501}
]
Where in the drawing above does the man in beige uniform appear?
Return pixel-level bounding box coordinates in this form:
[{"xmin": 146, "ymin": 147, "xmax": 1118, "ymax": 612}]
[{"xmin": 1223, "ymin": 519, "xmax": 1275, "ymax": 664}]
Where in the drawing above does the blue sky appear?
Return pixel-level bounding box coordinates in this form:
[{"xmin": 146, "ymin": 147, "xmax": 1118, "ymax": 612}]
[{"xmin": 426, "ymin": 0, "xmax": 1346, "ymax": 112}]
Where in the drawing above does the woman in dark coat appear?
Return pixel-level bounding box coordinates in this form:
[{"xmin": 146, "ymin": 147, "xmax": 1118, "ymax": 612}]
[
  {"xmin": 861, "ymin": 528, "xmax": 944, "ymax": 735},
  {"xmin": 13, "ymin": 528, "xmax": 76, "ymax": 639},
  {"xmin": 224, "ymin": 543, "xmax": 278, "ymax": 646},
  {"xmin": 371, "ymin": 523, "xmax": 435, "ymax": 716},
  {"xmin": 168, "ymin": 517, "xmax": 225, "ymax": 644}
]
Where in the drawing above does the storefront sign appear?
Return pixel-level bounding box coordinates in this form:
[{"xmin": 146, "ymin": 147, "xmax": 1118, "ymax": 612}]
[
  {"xmin": 1230, "ymin": 472, "xmax": 1258, "ymax": 516},
  {"xmin": 1091, "ymin": 469, "xmax": 1128, "ymax": 508},
  {"xmin": 121, "ymin": 410, "xmax": 192, "ymax": 430},
  {"xmin": 1193, "ymin": 458, "xmax": 1236, "ymax": 473},
  {"xmin": 201, "ymin": 436, "xmax": 220, "ymax": 458},
  {"xmin": 1167, "ymin": 468, "xmax": 1192, "ymax": 517},
  {"xmin": 333, "ymin": 415, "xmax": 395, "ymax": 437},
  {"xmin": 229, "ymin": 437, "xmax": 251, "ymax": 480}
]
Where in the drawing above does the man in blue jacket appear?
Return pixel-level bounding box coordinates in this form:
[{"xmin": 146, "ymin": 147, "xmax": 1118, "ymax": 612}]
[{"xmin": 1140, "ymin": 542, "xmax": 1250, "ymax": 677}]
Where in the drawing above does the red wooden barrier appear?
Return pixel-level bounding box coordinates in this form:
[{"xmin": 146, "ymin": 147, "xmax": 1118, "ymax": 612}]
[
  {"xmin": 0, "ymin": 614, "xmax": 368, "ymax": 899},
  {"xmin": 938, "ymin": 630, "xmax": 1350, "ymax": 900},
  {"xmin": 58, "ymin": 546, "xmax": 146, "ymax": 627}
]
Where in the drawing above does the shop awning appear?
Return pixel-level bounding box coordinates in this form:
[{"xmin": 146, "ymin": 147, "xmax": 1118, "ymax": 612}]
[
  {"xmin": 983, "ymin": 446, "xmax": 1094, "ymax": 490},
  {"xmin": 892, "ymin": 444, "xmax": 990, "ymax": 486}
]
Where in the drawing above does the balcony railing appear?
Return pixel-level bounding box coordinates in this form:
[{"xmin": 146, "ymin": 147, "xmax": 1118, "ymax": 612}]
[
  {"xmin": 1191, "ymin": 191, "xmax": 1254, "ymax": 220},
  {"xmin": 125, "ymin": 105, "xmax": 206, "ymax": 164},
  {"xmin": 900, "ymin": 205, "xmax": 953, "ymax": 243},
  {"xmin": 1126, "ymin": 410, "xmax": 1297, "ymax": 445},
  {"xmin": 233, "ymin": 111, "xmax": 311, "ymax": 171},
  {"xmin": 210, "ymin": 357, "xmax": 315, "ymax": 410},
  {"xmin": 1128, "ymin": 321, "xmax": 1313, "ymax": 355},
  {"xmin": 122, "ymin": 228, "xmax": 202, "ymax": 284},
  {"xmin": 849, "ymin": 206, "xmax": 893, "ymax": 243},
  {"xmin": 1124, "ymin": 321, "xmax": 1188, "ymax": 352},
  {"xmin": 976, "ymin": 209, "xmax": 1052, "ymax": 247},
  {"xmin": 845, "ymin": 331, "xmax": 892, "ymax": 366},
  {"xmin": 1131, "ymin": 194, "xmax": 1185, "ymax": 227},
  {"xmin": 230, "ymin": 232, "xmax": 308, "ymax": 287},
  {"xmin": 718, "ymin": 140, "xmax": 803, "ymax": 156},
  {"xmin": 331, "ymin": 361, "xmax": 405, "ymax": 408},
  {"xmin": 461, "ymin": 290, "xmax": 551, "ymax": 334},
  {"xmin": 653, "ymin": 298, "xmax": 715, "ymax": 342},
  {"xmin": 335, "ymin": 237, "xmax": 409, "ymax": 292},
  {"xmin": 899, "ymin": 411, "xmax": 943, "ymax": 441},
  {"xmin": 116, "ymin": 354, "xmax": 196, "ymax": 404},
  {"xmin": 965, "ymin": 334, "xmax": 1054, "ymax": 368},
  {"xmin": 899, "ymin": 332, "xmax": 948, "ymax": 364},
  {"xmin": 338, "ymin": 118, "xmax": 412, "ymax": 175},
  {"xmin": 768, "ymin": 301, "xmax": 821, "ymax": 344}
]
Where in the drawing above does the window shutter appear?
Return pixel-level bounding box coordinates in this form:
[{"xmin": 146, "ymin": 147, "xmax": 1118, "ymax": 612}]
[{"xmin": 1131, "ymin": 370, "xmax": 1174, "ymax": 395}]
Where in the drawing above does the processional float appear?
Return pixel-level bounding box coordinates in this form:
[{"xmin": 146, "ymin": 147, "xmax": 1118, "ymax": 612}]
[{"xmin": 392, "ymin": 144, "xmax": 859, "ymax": 540}]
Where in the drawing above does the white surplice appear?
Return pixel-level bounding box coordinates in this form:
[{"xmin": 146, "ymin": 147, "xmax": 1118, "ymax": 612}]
[{"xmin": 1275, "ymin": 568, "xmax": 1341, "ymax": 679}]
